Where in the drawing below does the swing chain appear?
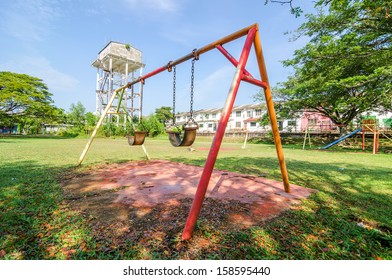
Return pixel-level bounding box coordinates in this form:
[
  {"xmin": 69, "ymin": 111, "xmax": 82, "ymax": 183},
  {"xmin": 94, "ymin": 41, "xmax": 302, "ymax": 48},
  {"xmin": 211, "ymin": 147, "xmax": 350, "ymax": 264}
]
[
  {"xmin": 139, "ymin": 80, "xmax": 143, "ymax": 121},
  {"xmin": 189, "ymin": 58, "xmax": 196, "ymax": 121},
  {"xmin": 188, "ymin": 49, "xmax": 199, "ymax": 122},
  {"xmin": 172, "ymin": 66, "xmax": 176, "ymax": 125}
]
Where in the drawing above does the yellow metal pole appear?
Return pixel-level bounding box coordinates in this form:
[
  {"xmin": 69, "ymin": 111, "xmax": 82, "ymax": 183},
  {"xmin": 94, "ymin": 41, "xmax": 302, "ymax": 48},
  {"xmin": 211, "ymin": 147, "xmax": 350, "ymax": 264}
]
[
  {"xmin": 77, "ymin": 84, "xmax": 128, "ymax": 166},
  {"xmin": 253, "ymin": 25, "xmax": 291, "ymax": 193},
  {"xmin": 302, "ymin": 126, "xmax": 308, "ymax": 150}
]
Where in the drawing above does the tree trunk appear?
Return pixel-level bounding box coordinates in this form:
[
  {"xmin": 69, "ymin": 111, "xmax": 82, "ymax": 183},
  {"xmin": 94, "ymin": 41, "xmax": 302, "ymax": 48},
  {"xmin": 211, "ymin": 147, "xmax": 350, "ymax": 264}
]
[{"xmin": 338, "ymin": 125, "xmax": 348, "ymax": 136}]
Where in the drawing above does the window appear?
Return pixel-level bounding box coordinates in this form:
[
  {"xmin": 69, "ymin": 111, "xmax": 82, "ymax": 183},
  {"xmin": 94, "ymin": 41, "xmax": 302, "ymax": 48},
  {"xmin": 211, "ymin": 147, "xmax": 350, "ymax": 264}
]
[
  {"xmin": 208, "ymin": 123, "xmax": 213, "ymax": 128},
  {"xmin": 205, "ymin": 114, "xmax": 209, "ymax": 119},
  {"xmin": 308, "ymin": 119, "xmax": 317, "ymax": 125},
  {"xmin": 288, "ymin": 120, "xmax": 296, "ymax": 126},
  {"xmin": 212, "ymin": 113, "xmax": 217, "ymax": 119},
  {"xmin": 250, "ymin": 122, "xmax": 257, "ymax": 127},
  {"xmin": 278, "ymin": 121, "xmax": 283, "ymax": 130},
  {"xmin": 236, "ymin": 122, "xmax": 241, "ymax": 128},
  {"xmin": 255, "ymin": 109, "xmax": 262, "ymax": 116},
  {"xmin": 247, "ymin": 111, "xmax": 252, "ymax": 118},
  {"xmin": 236, "ymin": 111, "xmax": 241, "ymax": 117},
  {"xmin": 199, "ymin": 123, "xmax": 204, "ymax": 128}
]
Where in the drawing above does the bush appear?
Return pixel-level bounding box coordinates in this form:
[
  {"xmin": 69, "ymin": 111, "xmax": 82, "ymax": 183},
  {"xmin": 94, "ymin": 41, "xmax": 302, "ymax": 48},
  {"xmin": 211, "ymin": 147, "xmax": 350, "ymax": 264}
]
[
  {"xmin": 383, "ymin": 118, "xmax": 392, "ymax": 129},
  {"xmin": 142, "ymin": 115, "xmax": 165, "ymax": 137},
  {"xmin": 57, "ymin": 127, "xmax": 80, "ymax": 138},
  {"xmin": 90, "ymin": 115, "xmax": 166, "ymax": 138}
]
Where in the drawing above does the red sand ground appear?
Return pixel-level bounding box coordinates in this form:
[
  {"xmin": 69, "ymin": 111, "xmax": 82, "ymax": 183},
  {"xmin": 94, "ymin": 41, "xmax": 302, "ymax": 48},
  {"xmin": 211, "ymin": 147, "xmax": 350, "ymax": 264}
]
[{"xmin": 64, "ymin": 160, "xmax": 314, "ymax": 227}]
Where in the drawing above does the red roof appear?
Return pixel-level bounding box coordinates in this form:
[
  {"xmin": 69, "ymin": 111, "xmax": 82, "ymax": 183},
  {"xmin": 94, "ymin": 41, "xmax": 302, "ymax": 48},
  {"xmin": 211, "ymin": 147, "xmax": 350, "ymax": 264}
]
[{"xmin": 243, "ymin": 117, "xmax": 260, "ymax": 123}]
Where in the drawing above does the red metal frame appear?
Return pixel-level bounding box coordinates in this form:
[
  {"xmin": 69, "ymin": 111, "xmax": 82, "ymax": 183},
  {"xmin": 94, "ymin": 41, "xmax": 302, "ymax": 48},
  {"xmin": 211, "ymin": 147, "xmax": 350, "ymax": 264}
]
[
  {"xmin": 216, "ymin": 45, "xmax": 268, "ymax": 89},
  {"xmin": 79, "ymin": 23, "xmax": 291, "ymax": 240},
  {"xmin": 137, "ymin": 24, "xmax": 290, "ymax": 240},
  {"xmin": 181, "ymin": 27, "xmax": 258, "ymax": 240}
]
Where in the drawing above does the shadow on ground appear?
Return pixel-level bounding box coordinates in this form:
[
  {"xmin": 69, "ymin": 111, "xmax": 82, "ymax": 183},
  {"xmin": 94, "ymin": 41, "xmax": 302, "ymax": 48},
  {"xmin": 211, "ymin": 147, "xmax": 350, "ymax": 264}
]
[{"xmin": 1, "ymin": 156, "xmax": 391, "ymax": 259}]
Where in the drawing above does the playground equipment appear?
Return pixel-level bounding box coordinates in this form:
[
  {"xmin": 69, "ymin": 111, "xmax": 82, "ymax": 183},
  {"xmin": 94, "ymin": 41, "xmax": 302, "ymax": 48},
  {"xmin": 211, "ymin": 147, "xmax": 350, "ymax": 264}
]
[
  {"xmin": 127, "ymin": 131, "xmax": 146, "ymax": 145},
  {"xmin": 166, "ymin": 56, "xmax": 199, "ymax": 147},
  {"xmin": 78, "ymin": 23, "xmax": 291, "ymax": 240},
  {"xmin": 242, "ymin": 130, "xmax": 249, "ymax": 149},
  {"xmin": 123, "ymin": 82, "xmax": 147, "ymax": 146},
  {"xmin": 319, "ymin": 119, "xmax": 389, "ymax": 154},
  {"xmin": 361, "ymin": 119, "xmax": 380, "ymax": 154},
  {"xmin": 320, "ymin": 128, "xmax": 362, "ymax": 149},
  {"xmin": 302, "ymin": 125, "xmax": 312, "ymax": 149}
]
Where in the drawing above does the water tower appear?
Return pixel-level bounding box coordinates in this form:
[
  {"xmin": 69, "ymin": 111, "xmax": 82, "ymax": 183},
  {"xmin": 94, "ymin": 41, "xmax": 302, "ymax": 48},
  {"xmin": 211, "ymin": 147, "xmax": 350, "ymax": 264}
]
[{"xmin": 92, "ymin": 42, "xmax": 144, "ymax": 123}]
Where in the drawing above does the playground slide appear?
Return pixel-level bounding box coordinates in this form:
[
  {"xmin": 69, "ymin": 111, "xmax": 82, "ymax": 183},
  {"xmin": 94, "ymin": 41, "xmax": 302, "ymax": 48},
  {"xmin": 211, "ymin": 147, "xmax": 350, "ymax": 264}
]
[{"xmin": 320, "ymin": 127, "xmax": 362, "ymax": 149}]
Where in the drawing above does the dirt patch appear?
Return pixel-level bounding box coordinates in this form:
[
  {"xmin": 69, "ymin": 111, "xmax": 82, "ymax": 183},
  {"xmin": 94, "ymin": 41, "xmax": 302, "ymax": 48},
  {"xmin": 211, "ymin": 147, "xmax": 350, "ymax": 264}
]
[{"xmin": 62, "ymin": 160, "xmax": 314, "ymax": 240}]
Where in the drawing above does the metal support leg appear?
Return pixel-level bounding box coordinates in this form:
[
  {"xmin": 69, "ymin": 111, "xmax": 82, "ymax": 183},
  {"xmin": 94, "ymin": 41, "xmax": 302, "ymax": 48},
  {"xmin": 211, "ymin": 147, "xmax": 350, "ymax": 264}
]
[
  {"xmin": 253, "ymin": 30, "xmax": 290, "ymax": 193},
  {"xmin": 77, "ymin": 85, "xmax": 126, "ymax": 166},
  {"xmin": 182, "ymin": 27, "xmax": 257, "ymax": 240}
]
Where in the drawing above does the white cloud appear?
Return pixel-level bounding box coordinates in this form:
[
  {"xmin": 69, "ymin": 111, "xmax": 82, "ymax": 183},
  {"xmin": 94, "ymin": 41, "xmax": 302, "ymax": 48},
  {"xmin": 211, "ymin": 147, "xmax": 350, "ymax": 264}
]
[
  {"xmin": 0, "ymin": 0, "xmax": 62, "ymax": 42},
  {"xmin": 25, "ymin": 57, "xmax": 79, "ymax": 92},
  {"xmin": 122, "ymin": 0, "xmax": 181, "ymax": 13},
  {"xmin": 0, "ymin": 56, "xmax": 79, "ymax": 107}
]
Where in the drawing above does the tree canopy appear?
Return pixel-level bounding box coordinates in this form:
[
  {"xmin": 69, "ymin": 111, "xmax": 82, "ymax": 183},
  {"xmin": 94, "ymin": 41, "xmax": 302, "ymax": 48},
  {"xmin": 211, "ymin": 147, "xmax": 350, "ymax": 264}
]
[
  {"xmin": 0, "ymin": 72, "xmax": 60, "ymax": 129},
  {"xmin": 269, "ymin": 0, "xmax": 392, "ymax": 131},
  {"xmin": 68, "ymin": 101, "xmax": 86, "ymax": 129},
  {"xmin": 154, "ymin": 106, "xmax": 173, "ymax": 124}
]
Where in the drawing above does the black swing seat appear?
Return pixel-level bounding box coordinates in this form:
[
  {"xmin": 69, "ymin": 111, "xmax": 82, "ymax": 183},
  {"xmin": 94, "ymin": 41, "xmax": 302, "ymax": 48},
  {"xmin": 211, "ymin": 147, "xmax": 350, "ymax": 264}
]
[
  {"xmin": 127, "ymin": 131, "xmax": 147, "ymax": 146},
  {"xmin": 167, "ymin": 126, "xmax": 197, "ymax": 147}
]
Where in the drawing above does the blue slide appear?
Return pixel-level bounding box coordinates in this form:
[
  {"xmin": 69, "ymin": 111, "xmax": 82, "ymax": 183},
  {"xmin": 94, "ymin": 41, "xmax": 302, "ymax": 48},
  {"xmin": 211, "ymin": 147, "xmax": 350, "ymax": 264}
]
[{"xmin": 320, "ymin": 127, "xmax": 362, "ymax": 149}]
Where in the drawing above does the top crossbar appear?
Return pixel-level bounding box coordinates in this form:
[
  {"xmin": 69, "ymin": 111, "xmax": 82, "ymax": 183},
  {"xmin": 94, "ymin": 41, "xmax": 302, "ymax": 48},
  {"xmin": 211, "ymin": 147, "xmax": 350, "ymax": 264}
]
[{"xmin": 125, "ymin": 23, "xmax": 261, "ymax": 89}]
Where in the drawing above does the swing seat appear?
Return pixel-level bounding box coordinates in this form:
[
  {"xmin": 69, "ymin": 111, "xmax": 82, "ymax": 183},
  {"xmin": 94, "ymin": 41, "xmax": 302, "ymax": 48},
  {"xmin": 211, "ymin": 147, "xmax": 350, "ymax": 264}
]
[
  {"xmin": 167, "ymin": 126, "xmax": 197, "ymax": 147},
  {"xmin": 127, "ymin": 131, "xmax": 147, "ymax": 146}
]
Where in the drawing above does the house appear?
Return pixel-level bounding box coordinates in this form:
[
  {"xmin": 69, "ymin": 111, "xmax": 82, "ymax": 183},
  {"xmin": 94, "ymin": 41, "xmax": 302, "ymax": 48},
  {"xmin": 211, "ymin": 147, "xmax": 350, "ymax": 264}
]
[
  {"xmin": 0, "ymin": 125, "xmax": 18, "ymax": 134},
  {"xmin": 43, "ymin": 124, "xmax": 74, "ymax": 134},
  {"xmin": 175, "ymin": 104, "xmax": 392, "ymax": 134},
  {"xmin": 299, "ymin": 110, "xmax": 339, "ymax": 132},
  {"xmin": 175, "ymin": 103, "xmax": 267, "ymax": 133}
]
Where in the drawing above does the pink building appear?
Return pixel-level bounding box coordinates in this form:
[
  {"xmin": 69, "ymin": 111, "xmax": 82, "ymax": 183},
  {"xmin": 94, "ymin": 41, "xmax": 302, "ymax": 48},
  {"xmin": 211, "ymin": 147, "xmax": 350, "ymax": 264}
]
[{"xmin": 300, "ymin": 110, "xmax": 339, "ymax": 132}]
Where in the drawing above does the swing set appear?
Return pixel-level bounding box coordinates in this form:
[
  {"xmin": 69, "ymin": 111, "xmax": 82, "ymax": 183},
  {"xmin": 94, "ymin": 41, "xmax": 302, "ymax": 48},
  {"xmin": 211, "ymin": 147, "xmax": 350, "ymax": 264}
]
[
  {"xmin": 112, "ymin": 84, "xmax": 147, "ymax": 146},
  {"xmin": 77, "ymin": 23, "xmax": 291, "ymax": 240},
  {"xmin": 166, "ymin": 53, "xmax": 199, "ymax": 147}
]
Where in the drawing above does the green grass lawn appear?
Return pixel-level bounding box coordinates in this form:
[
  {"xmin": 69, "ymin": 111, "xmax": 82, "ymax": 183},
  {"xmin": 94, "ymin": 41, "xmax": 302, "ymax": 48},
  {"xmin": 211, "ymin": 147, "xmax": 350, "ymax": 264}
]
[{"xmin": 0, "ymin": 135, "xmax": 391, "ymax": 259}]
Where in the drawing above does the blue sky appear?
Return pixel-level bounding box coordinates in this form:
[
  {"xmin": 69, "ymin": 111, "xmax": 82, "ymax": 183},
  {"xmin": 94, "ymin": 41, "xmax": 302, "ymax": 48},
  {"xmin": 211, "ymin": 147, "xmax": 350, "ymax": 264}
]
[{"xmin": 0, "ymin": 0, "xmax": 315, "ymax": 115}]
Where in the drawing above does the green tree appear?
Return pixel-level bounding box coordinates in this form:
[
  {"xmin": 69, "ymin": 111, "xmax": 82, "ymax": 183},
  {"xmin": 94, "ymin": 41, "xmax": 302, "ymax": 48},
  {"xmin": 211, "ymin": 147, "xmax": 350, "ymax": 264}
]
[
  {"xmin": 154, "ymin": 106, "xmax": 173, "ymax": 124},
  {"xmin": 142, "ymin": 114, "xmax": 165, "ymax": 137},
  {"xmin": 68, "ymin": 101, "xmax": 86, "ymax": 130},
  {"xmin": 85, "ymin": 112, "xmax": 96, "ymax": 127},
  {"xmin": 264, "ymin": 0, "xmax": 392, "ymax": 134},
  {"xmin": 84, "ymin": 112, "xmax": 98, "ymax": 134},
  {"xmin": 0, "ymin": 71, "xmax": 60, "ymax": 133}
]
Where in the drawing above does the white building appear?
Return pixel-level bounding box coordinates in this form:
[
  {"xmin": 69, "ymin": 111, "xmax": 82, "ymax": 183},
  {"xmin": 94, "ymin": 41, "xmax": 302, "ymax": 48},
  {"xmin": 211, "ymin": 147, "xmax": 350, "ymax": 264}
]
[
  {"xmin": 175, "ymin": 104, "xmax": 392, "ymax": 134},
  {"xmin": 362, "ymin": 111, "xmax": 392, "ymax": 130},
  {"xmin": 175, "ymin": 103, "xmax": 267, "ymax": 133}
]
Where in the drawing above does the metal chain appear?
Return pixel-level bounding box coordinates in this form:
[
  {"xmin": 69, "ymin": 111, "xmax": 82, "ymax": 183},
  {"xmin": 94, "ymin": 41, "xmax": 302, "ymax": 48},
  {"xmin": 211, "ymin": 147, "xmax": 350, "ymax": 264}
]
[
  {"xmin": 139, "ymin": 80, "xmax": 143, "ymax": 121},
  {"xmin": 172, "ymin": 66, "xmax": 176, "ymax": 124},
  {"xmin": 190, "ymin": 59, "xmax": 195, "ymax": 120}
]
